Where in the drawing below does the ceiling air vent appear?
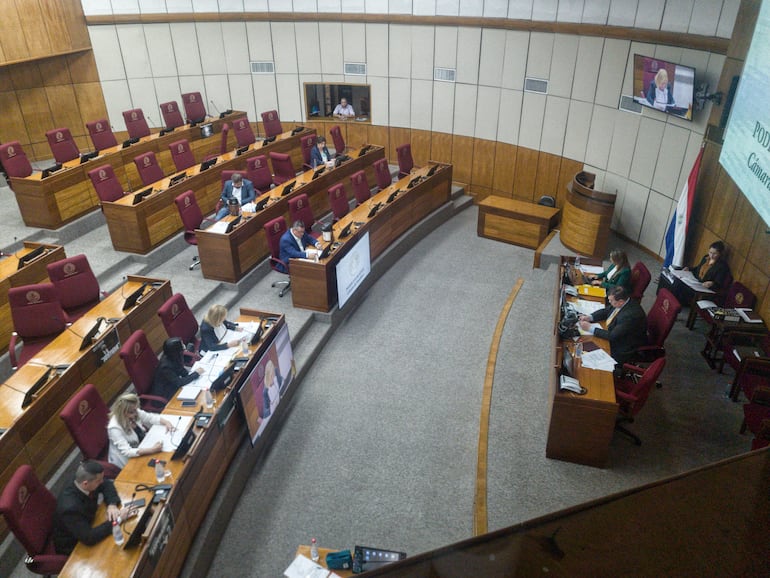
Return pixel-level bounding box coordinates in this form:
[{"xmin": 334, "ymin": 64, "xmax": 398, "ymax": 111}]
[
  {"xmin": 523, "ymin": 77, "xmax": 548, "ymax": 94},
  {"xmin": 250, "ymin": 61, "xmax": 275, "ymax": 74},
  {"xmin": 344, "ymin": 62, "xmax": 367, "ymax": 75},
  {"xmin": 434, "ymin": 67, "xmax": 456, "ymax": 82}
]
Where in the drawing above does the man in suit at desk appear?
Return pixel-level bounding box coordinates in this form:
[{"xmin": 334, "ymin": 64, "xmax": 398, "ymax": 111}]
[
  {"xmin": 216, "ymin": 172, "xmax": 256, "ymax": 219},
  {"xmin": 310, "ymin": 136, "xmax": 332, "ymax": 169},
  {"xmin": 578, "ymin": 286, "xmax": 647, "ymax": 367},
  {"xmin": 278, "ymin": 220, "xmax": 322, "ymax": 273}
]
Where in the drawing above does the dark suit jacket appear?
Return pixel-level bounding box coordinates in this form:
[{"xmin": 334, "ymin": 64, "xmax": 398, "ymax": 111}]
[
  {"xmin": 219, "ymin": 179, "xmax": 257, "ymax": 206},
  {"xmin": 692, "ymin": 255, "xmax": 731, "ymax": 290},
  {"xmin": 309, "ymin": 145, "xmax": 331, "ymax": 168},
  {"xmin": 277, "ymin": 229, "xmax": 319, "ymax": 273},
  {"xmin": 591, "ymin": 299, "xmax": 648, "ymax": 366},
  {"xmin": 200, "ymin": 319, "xmax": 238, "ymax": 352},
  {"xmin": 646, "ymin": 82, "xmax": 674, "ymax": 107},
  {"xmin": 150, "ymin": 356, "xmax": 199, "ymax": 401},
  {"xmin": 53, "ymin": 479, "xmax": 120, "ymax": 554}
]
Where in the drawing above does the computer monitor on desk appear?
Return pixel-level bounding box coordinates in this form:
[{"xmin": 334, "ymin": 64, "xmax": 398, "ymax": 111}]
[{"xmin": 17, "ymin": 246, "xmax": 47, "ymax": 270}]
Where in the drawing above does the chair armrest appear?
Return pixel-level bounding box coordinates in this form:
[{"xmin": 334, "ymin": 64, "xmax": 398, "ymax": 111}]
[
  {"xmin": 615, "ymin": 389, "xmax": 638, "ymax": 404},
  {"xmin": 26, "ymin": 554, "xmax": 68, "ymax": 575},
  {"xmin": 269, "ymin": 255, "xmax": 290, "ymax": 273},
  {"xmin": 139, "ymin": 394, "xmax": 168, "ymax": 412},
  {"xmin": 621, "ymin": 362, "xmax": 647, "ymax": 375},
  {"xmin": 635, "ymin": 345, "xmax": 665, "ymax": 361}
]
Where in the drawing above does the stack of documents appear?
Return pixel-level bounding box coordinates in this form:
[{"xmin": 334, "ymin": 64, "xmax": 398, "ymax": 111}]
[
  {"xmin": 670, "ymin": 269, "xmax": 714, "ymax": 293},
  {"xmin": 138, "ymin": 414, "xmax": 194, "ymax": 452},
  {"xmin": 580, "ymin": 349, "xmax": 617, "ymax": 372},
  {"xmin": 573, "ymin": 299, "xmax": 605, "ymax": 316},
  {"xmin": 578, "ymin": 264, "xmax": 604, "ymax": 276}
]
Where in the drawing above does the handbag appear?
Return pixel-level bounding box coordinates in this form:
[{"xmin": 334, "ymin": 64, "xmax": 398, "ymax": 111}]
[{"xmin": 325, "ymin": 549, "xmax": 353, "ymax": 570}]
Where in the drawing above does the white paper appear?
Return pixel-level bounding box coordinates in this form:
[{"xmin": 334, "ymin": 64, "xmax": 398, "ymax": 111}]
[
  {"xmin": 580, "ymin": 349, "xmax": 617, "ymax": 372},
  {"xmin": 736, "ymin": 308, "xmax": 762, "ymax": 323},
  {"xmin": 241, "ymin": 202, "xmax": 256, "ymax": 212},
  {"xmin": 207, "ymin": 221, "xmax": 229, "ymax": 234},
  {"xmin": 283, "ymin": 554, "xmax": 329, "ymax": 578},
  {"xmin": 138, "ymin": 415, "xmax": 194, "ymax": 452},
  {"xmin": 177, "ymin": 386, "xmax": 200, "ymax": 401},
  {"xmin": 696, "ymin": 300, "xmax": 717, "ymax": 310},
  {"xmin": 578, "ymin": 322, "xmax": 602, "ymax": 336},
  {"xmin": 573, "ymin": 299, "xmax": 605, "ymax": 316},
  {"xmin": 670, "ymin": 269, "xmax": 714, "ymax": 293},
  {"xmin": 579, "ymin": 265, "xmax": 604, "ymax": 275}
]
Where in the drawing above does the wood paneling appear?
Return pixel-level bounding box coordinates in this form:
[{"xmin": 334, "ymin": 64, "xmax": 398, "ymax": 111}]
[
  {"xmin": 471, "ymin": 138, "xmax": 496, "ymax": 189},
  {"xmin": 534, "ymin": 152, "xmax": 563, "ymax": 202},
  {"xmin": 46, "ymin": 85, "xmax": 84, "ymax": 135},
  {"xmin": 725, "ymin": 192, "xmax": 760, "ymax": 259},
  {"xmin": 492, "ymin": 142, "xmax": 516, "ymax": 197},
  {"xmin": 15, "ymin": 0, "xmax": 53, "ymax": 58},
  {"xmin": 0, "ymin": 3, "xmax": 28, "ymax": 62},
  {"xmin": 0, "ymin": 92, "xmax": 28, "ymax": 142},
  {"xmin": 704, "ymin": 169, "xmax": 739, "ymax": 240},
  {"xmin": 513, "ymin": 148, "xmax": 539, "ymax": 201},
  {"xmin": 389, "ymin": 127, "xmax": 410, "ymax": 162},
  {"xmin": 40, "ymin": 0, "xmax": 75, "ymax": 54},
  {"xmin": 410, "ymin": 129, "xmax": 431, "ymax": 167},
  {"xmin": 39, "ymin": 59, "xmax": 73, "ymax": 87},
  {"xmin": 9, "ymin": 62, "xmax": 43, "ymax": 91},
  {"xmin": 430, "ymin": 131, "xmax": 453, "ymax": 164},
  {"xmin": 451, "ymin": 135, "xmax": 474, "ymax": 185},
  {"xmin": 367, "ymin": 124, "xmax": 389, "ymax": 152},
  {"xmin": 66, "ymin": 52, "xmax": 100, "ymax": 83},
  {"xmin": 557, "ymin": 158, "xmax": 583, "ymax": 208}
]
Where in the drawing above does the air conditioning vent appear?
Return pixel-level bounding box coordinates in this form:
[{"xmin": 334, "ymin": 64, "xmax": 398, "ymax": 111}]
[
  {"xmin": 434, "ymin": 67, "xmax": 456, "ymax": 82},
  {"xmin": 250, "ymin": 61, "xmax": 275, "ymax": 74},
  {"xmin": 524, "ymin": 77, "xmax": 548, "ymax": 94},
  {"xmin": 619, "ymin": 95, "xmax": 643, "ymax": 114},
  {"xmin": 344, "ymin": 62, "xmax": 366, "ymax": 76}
]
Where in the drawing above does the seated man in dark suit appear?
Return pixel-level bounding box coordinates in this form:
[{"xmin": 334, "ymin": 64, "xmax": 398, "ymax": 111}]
[
  {"xmin": 309, "ymin": 136, "xmax": 332, "ymax": 169},
  {"xmin": 578, "ymin": 285, "xmax": 647, "ymax": 367},
  {"xmin": 278, "ymin": 220, "xmax": 321, "ymax": 273},
  {"xmin": 216, "ymin": 172, "xmax": 256, "ymax": 219},
  {"xmin": 53, "ymin": 460, "xmax": 132, "ymax": 555}
]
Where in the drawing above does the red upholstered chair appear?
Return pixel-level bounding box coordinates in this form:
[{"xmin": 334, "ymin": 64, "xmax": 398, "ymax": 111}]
[
  {"xmin": 264, "ymin": 216, "xmax": 291, "ymax": 297},
  {"xmin": 686, "ymin": 271, "xmax": 734, "ymax": 329},
  {"xmin": 300, "ymin": 134, "xmax": 316, "ymax": 170},
  {"xmin": 613, "ymin": 357, "xmax": 666, "ymax": 445},
  {"xmin": 8, "ymin": 283, "xmax": 67, "ymax": 370},
  {"xmin": 204, "ymin": 123, "xmax": 230, "ymax": 162},
  {"xmin": 169, "ymin": 139, "xmax": 196, "ymax": 172},
  {"xmin": 233, "ymin": 117, "xmax": 256, "ymax": 148},
  {"xmin": 160, "ymin": 100, "xmax": 185, "ymax": 129},
  {"xmin": 350, "ymin": 170, "xmax": 371, "ymax": 205},
  {"xmin": 329, "ymin": 125, "xmax": 346, "ymax": 156},
  {"xmin": 731, "ymin": 357, "xmax": 770, "ymax": 403},
  {"xmin": 629, "ymin": 261, "xmax": 651, "ymax": 301},
  {"xmin": 0, "ymin": 465, "xmax": 68, "ymax": 576},
  {"xmin": 134, "ymin": 151, "xmax": 165, "ymax": 186},
  {"xmin": 721, "ymin": 332, "xmax": 769, "ymax": 378},
  {"xmin": 46, "ymin": 254, "xmax": 104, "ymax": 323},
  {"xmin": 119, "ymin": 329, "xmax": 166, "ymax": 412},
  {"xmin": 182, "ymin": 92, "xmax": 207, "ymax": 123},
  {"xmin": 289, "ymin": 193, "xmax": 318, "ymax": 235},
  {"xmin": 741, "ymin": 386, "xmax": 770, "ymax": 438},
  {"xmin": 246, "ymin": 155, "xmax": 274, "ymax": 194},
  {"xmin": 373, "ymin": 157, "xmax": 392, "ymax": 191},
  {"xmin": 157, "ymin": 293, "xmax": 200, "ymax": 364},
  {"xmin": 637, "ymin": 288, "xmax": 681, "ymax": 361},
  {"xmin": 220, "ymin": 170, "xmax": 247, "ymax": 190},
  {"xmin": 328, "ymin": 183, "xmax": 349, "ymax": 222},
  {"xmin": 261, "ymin": 109, "xmax": 283, "ymax": 137},
  {"xmin": 88, "ymin": 164, "xmax": 125, "ymax": 204},
  {"xmin": 270, "ymin": 151, "xmax": 296, "ymax": 185},
  {"xmin": 0, "ymin": 141, "xmax": 34, "ymax": 179},
  {"xmin": 396, "ymin": 143, "xmax": 414, "ymax": 178},
  {"xmin": 46, "ymin": 127, "xmax": 80, "ymax": 163},
  {"xmin": 86, "ymin": 119, "xmax": 118, "ymax": 150},
  {"xmin": 59, "ymin": 384, "xmax": 122, "ymax": 478},
  {"xmin": 122, "ymin": 108, "xmax": 151, "ymax": 139},
  {"xmin": 174, "ymin": 190, "xmax": 213, "ymax": 270},
  {"xmin": 693, "ymin": 281, "xmax": 756, "ymax": 330}
]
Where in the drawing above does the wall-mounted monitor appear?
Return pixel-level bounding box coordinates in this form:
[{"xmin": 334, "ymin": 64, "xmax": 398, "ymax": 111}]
[
  {"xmin": 632, "ymin": 54, "xmax": 695, "ymax": 121},
  {"xmin": 304, "ymin": 83, "xmax": 371, "ymax": 122}
]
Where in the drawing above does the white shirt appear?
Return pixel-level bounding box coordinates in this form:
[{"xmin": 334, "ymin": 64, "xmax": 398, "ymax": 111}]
[
  {"xmin": 231, "ymin": 184, "xmax": 243, "ymax": 204},
  {"xmin": 333, "ymin": 103, "xmax": 355, "ymax": 117},
  {"xmin": 107, "ymin": 410, "xmax": 162, "ymax": 468}
]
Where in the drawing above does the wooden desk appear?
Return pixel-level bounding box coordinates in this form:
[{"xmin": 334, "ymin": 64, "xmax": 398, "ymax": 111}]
[
  {"xmin": 546, "ymin": 257, "xmax": 617, "ymax": 468},
  {"xmin": 289, "ymin": 163, "xmax": 453, "ymax": 312},
  {"xmin": 9, "ymin": 112, "xmax": 246, "ymax": 229},
  {"xmin": 101, "ymin": 127, "xmax": 315, "ymax": 254},
  {"xmin": 476, "ymin": 195, "xmax": 560, "ymax": 250},
  {"xmin": 0, "ymin": 242, "xmax": 66, "ymax": 355},
  {"xmin": 196, "ymin": 145, "xmax": 385, "ymax": 283},
  {"xmin": 560, "ymin": 173, "xmax": 616, "ymax": 258}
]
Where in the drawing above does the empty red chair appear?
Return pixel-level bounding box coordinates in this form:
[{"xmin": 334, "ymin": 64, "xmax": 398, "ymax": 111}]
[
  {"xmin": 46, "ymin": 128, "xmax": 80, "ymax": 163},
  {"xmin": 270, "ymin": 151, "xmax": 295, "ymax": 185},
  {"xmin": 8, "ymin": 283, "xmax": 67, "ymax": 369},
  {"xmin": 182, "ymin": 92, "xmax": 207, "ymax": 123},
  {"xmin": 373, "ymin": 157, "xmax": 392, "ymax": 190},
  {"xmin": 169, "ymin": 139, "xmax": 196, "ymax": 172},
  {"xmin": 233, "ymin": 117, "xmax": 256, "ymax": 148},
  {"xmin": 160, "ymin": 100, "xmax": 185, "ymax": 129},
  {"xmin": 246, "ymin": 155, "xmax": 274, "ymax": 194},
  {"xmin": 261, "ymin": 109, "xmax": 283, "ymax": 137},
  {"xmin": 204, "ymin": 123, "xmax": 229, "ymax": 162},
  {"xmin": 60, "ymin": 384, "xmax": 121, "ymax": 479},
  {"xmin": 694, "ymin": 281, "xmax": 756, "ymax": 330},
  {"xmin": 157, "ymin": 293, "xmax": 200, "ymax": 363},
  {"xmin": 134, "ymin": 151, "xmax": 164, "ymax": 186},
  {"xmin": 174, "ymin": 190, "xmax": 213, "ymax": 270},
  {"xmin": 0, "ymin": 465, "xmax": 68, "ymax": 575},
  {"xmin": 86, "ymin": 119, "xmax": 118, "ymax": 150},
  {"xmin": 119, "ymin": 329, "xmax": 167, "ymax": 411},
  {"xmin": 350, "ymin": 170, "xmax": 371, "ymax": 205},
  {"xmin": 396, "ymin": 143, "xmax": 414, "ymax": 178},
  {"xmin": 47, "ymin": 254, "xmax": 103, "ymax": 323},
  {"xmin": 328, "ymin": 184, "xmax": 349, "ymax": 222},
  {"xmin": 630, "ymin": 261, "xmax": 651, "ymax": 301},
  {"xmin": 289, "ymin": 193, "xmax": 318, "ymax": 235},
  {"xmin": 613, "ymin": 357, "xmax": 666, "ymax": 445},
  {"xmin": 122, "ymin": 108, "xmax": 151, "ymax": 139},
  {"xmin": 264, "ymin": 216, "xmax": 291, "ymax": 296},
  {"xmin": 0, "ymin": 141, "xmax": 33, "ymax": 179},
  {"xmin": 330, "ymin": 125, "xmax": 346, "ymax": 156},
  {"xmin": 300, "ymin": 134, "xmax": 317, "ymax": 170},
  {"xmin": 88, "ymin": 164, "xmax": 125, "ymax": 204}
]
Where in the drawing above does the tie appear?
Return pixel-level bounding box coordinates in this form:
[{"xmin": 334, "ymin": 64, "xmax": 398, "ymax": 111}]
[
  {"xmin": 606, "ymin": 307, "xmax": 620, "ymax": 326},
  {"xmin": 133, "ymin": 425, "xmax": 145, "ymax": 442}
]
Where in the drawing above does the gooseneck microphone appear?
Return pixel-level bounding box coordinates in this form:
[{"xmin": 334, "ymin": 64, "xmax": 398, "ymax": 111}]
[{"xmin": 209, "ymin": 100, "xmax": 221, "ymax": 116}]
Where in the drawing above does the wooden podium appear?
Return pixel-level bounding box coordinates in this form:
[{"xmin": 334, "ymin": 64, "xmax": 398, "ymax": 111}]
[{"xmin": 560, "ymin": 171, "xmax": 616, "ymax": 258}]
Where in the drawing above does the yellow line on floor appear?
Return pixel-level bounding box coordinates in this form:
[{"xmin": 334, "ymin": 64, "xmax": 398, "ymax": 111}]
[{"xmin": 474, "ymin": 277, "xmax": 524, "ymax": 536}]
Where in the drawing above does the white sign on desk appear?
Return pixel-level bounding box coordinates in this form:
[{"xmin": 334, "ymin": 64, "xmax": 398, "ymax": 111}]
[{"xmin": 336, "ymin": 231, "xmax": 371, "ymax": 309}]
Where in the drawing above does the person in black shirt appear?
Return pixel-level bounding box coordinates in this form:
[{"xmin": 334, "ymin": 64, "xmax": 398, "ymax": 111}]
[
  {"xmin": 199, "ymin": 305, "xmax": 241, "ymax": 352},
  {"xmin": 150, "ymin": 337, "xmax": 203, "ymax": 402}
]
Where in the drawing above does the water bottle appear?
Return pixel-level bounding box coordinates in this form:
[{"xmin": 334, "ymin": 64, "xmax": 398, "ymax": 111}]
[
  {"xmin": 205, "ymin": 387, "xmax": 214, "ymax": 409},
  {"xmin": 154, "ymin": 459, "xmax": 165, "ymax": 483},
  {"xmin": 112, "ymin": 520, "xmax": 124, "ymax": 546},
  {"xmin": 310, "ymin": 537, "xmax": 319, "ymax": 562},
  {"xmin": 575, "ymin": 254, "xmax": 581, "ymax": 269},
  {"xmin": 240, "ymin": 337, "xmax": 249, "ymax": 355}
]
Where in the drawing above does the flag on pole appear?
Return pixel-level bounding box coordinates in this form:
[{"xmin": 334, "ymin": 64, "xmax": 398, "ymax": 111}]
[{"xmin": 664, "ymin": 146, "xmax": 704, "ymax": 268}]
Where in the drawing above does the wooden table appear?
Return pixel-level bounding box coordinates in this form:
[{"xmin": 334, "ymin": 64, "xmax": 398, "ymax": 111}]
[
  {"xmin": 289, "ymin": 163, "xmax": 453, "ymax": 312},
  {"xmin": 9, "ymin": 112, "xmax": 246, "ymax": 229},
  {"xmin": 0, "ymin": 242, "xmax": 65, "ymax": 355},
  {"xmin": 100, "ymin": 126, "xmax": 314, "ymax": 254},
  {"xmin": 196, "ymin": 145, "xmax": 385, "ymax": 282},
  {"xmin": 546, "ymin": 256, "xmax": 618, "ymax": 468},
  {"xmin": 476, "ymin": 195, "xmax": 560, "ymax": 250}
]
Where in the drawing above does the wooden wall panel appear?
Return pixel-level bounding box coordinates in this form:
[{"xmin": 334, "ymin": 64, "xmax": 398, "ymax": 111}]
[
  {"xmin": 471, "ymin": 139, "xmax": 496, "ymax": 189},
  {"xmin": 389, "ymin": 127, "xmax": 410, "ymax": 162},
  {"xmin": 410, "ymin": 129, "xmax": 431, "ymax": 167},
  {"xmin": 492, "ymin": 142, "xmax": 516, "ymax": 197},
  {"xmin": 345, "ymin": 122, "xmax": 367, "ymax": 149},
  {"xmin": 704, "ymin": 169, "xmax": 739, "ymax": 239},
  {"xmin": 430, "ymin": 132, "xmax": 452, "ymax": 164},
  {"xmin": 451, "ymin": 135, "xmax": 474, "ymax": 184},
  {"xmin": 59, "ymin": 0, "xmax": 91, "ymax": 49},
  {"xmin": 0, "ymin": 3, "xmax": 29, "ymax": 62},
  {"xmin": 75, "ymin": 82, "xmax": 110, "ymax": 125},
  {"xmin": 39, "ymin": 59, "xmax": 73, "ymax": 87},
  {"xmin": 367, "ymin": 124, "xmax": 389, "ymax": 152},
  {"xmin": 46, "ymin": 85, "xmax": 85, "ymax": 137},
  {"xmin": 725, "ymin": 192, "xmax": 760, "ymax": 259},
  {"xmin": 40, "ymin": 0, "xmax": 75, "ymax": 53},
  {"xmin": 533, "ymin": 152, "xmax": 563, "ymax": 202},
  {"xmin": 0, "ymin": 92, "xmax": 28, "ymax": 143},
  {"xmin": 15, "ymin": 0, "xmax": 52, "ymax": 58},
  {"xmin": 9, "ymin": 62, "xmax": 43, "ymax": 91},
  {"xmin": 513, "ymin": 148, "xmax": 539, "ymax": 201},
  {"xmin": 747, "ymin": 219, "xmax": 770, "ymax": 276},
  {"xmin": 17, "ymin": 88, "xmax": 55, "ymax": 144},
  {"xmin": 557, "ymin": 158, "xmax": 583, "ymax": 208},
  {"xmin": 67, "ymin": 52, "xmax": 100, "ymax": 83}
]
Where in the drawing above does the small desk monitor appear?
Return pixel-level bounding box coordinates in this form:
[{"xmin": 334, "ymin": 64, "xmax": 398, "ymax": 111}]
[
  {"xmin": 41, "ymin": 164, "xmax": 62, "ymax": 178},
  {"xmin": 123, "ymin": 502, "xmax": 155, "ymax": 549},
  {"xmin": 236, "ymin": 145, "xmax": 249, "ymax": 156},
  {"xmin": 353, "ymin": 546, "xmax": 406, "ymax": 573},
  {"xmin": 132, "ymin": 188, "xmax": 153, "ymax": 205},
  {"xmin": 407, "ymin": 176, "xmax": 421, "ymax": 189},
  {"xmin": 168, "ymin": 172, "xmax": 187, "ymax": 186},
  {"xmin": 210, "ymin": 364, "xmax": 236, "ymax": 392},
  {"xmin": 358, "ymin": 145, "xmax": 371, "ymax": 157},
  {"xmin": 386, "ymin": 190, "xmax": 399, "ymax": 204},
  {"xmin": 224, "ymin": 215, "xmax": 241, "ymax": 233},
  {"xmin": 170, "ymin": 421, "xmax": 197, "ymax": 461},
  {"xmin": 262, "ymin": 136, "xmax": 276, "ymax": 145},
  {"xmin": 367, "ymin": 203, "xmax": 381, "ymax": 219},
  {"xmin": 79, "ymin": 318, "xmax": 103, "ymax": 351},
  {"xmin": 79, "ymin": 151, "xmax": 99, "ymax": 164},
  {"xmin": 281, "ymin": 181, "xmax": 295, "ymax": 196},
  {"xmin": 426, "ymin": 164, "xmax": 439, "ymax": 177},
  {"xmin": 338, "ymin": 222, "xmax": 352, "ymax": 239},
  {"xmin": 253, "ymin": 198, "xmax": 268, "ymax": 212},
  {"xmin": 312, "ymin": 166, "xmax": 325, "ymax": 179},
  {"xmin": 17, "ymin": 246, "xmax": 46, "ymax": 270},
  {"xmin": 317, "ymin": 243, "xmax": 332, "ymax": 260},
  {"xmin": 122, "ymin": 137, "xmax": 139, "ymax": 148},
  {"xmin": 21, "ymin": 367, "xmax": 54, "ymax": 409},
  {"xmin": 291, "ymin": 126, "xmax": 305, "ymax": 135},
  {"xmin": 199, "ymin": 158, "xmax": 217, "ymax": 171},
  {"xmin": 122, "ymin": 282, "xmax": 148, "ymax": 310}
]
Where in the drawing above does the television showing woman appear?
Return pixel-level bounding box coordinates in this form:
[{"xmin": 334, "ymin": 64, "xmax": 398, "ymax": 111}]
[{"xmin": 646, "ymin": 68, "xmax": 675, "ymax": 111}]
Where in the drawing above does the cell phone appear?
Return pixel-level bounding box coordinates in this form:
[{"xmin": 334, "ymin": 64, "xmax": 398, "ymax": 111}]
[{"xmin": 181, "ymin": 400, "xmax": 196, "ymax": 407}]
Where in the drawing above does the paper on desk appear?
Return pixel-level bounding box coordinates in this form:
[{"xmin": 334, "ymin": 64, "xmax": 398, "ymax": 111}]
[
  {"xmin": 284, "ymin": 554, "xmax": 337, "ymax": 578},
  {"xmin": 580, "ymin": 349, "xmax": 617, "ymax": 372},
  {"xmin": 670, "ymin": 269, "xmax": 714, "ymax": 293},
  {"xmin": 578, "ymin": 322, "xmax": 602, "ymax": 336},
  {"xmin": 697, "ymin": 300, "xmax": 717, "ymax": 310},
  {"xmin": 241, "ymin": 202, "xmax": 256, "ymax": 212},
  {"xmin": 177, "ymin": 385, "xmax": 201, "ymax": 401},
  {"xmin": 138, "ymin": 415, "xmax": 193, "ymax": 452},
  {"xmin": 207, "ymin": 221, "xmax": 229, "ymax": 234},
  {"xmin": 736, "ymin": 308, "xmax": 763, "ymax": 323},
  {"xmin": 579, "ymin": 264, "xmax": 604, "ymax": 275},
  {"xmin": 573, "ymin": 299, "xmax": 605, "ymax": 316},
  {"xmin": 239, "ymin": 321, "xmax": 261, "ymax": 336}
]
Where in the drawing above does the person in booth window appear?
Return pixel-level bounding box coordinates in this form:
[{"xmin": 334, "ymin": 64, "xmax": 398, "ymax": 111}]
[
  {"xmin": 216, "ymin": 173, "xmax": 256, "ymax": 220},
  {"xmin": 107, "ymin": 393, "xmax": 173, "ymax": 469},
  {"xmin": 278, "ymin": 220, "xmax": 322, "ymax": 272},
  {"xmin": 200, "ymin": 304, "xmax": 241, "ymax": 352},
  {"xmin": 150, "ymin": 337, "xmax": 204, "ymax": 402},
  {"xmin": 310, "ymin": 136, "xmax": 332, "ymax": 169},
  {"xmin": 333, "ymin": 97, "xmax": 355, "ymax": 120}
]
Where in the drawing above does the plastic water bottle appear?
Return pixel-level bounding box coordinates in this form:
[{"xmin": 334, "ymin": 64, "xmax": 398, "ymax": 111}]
[
  {"xmin": 205, "ymin": 387, "xmax": 214, "ymax": 409},
  {"xmin": 240, "ymin": 337, "xmax": 249, "ymax": 355},
  {"xmin": 154, "ymin": 459, "xmax": 165, "ymax": 483},
  {"xmin": 575, "ymin": 254, "xmax": 581, "ymax": 269},
  {"xmin": 112, "ymin": 520, "xmax": 124, "ymax": 545},
  {"xmin": 310, "ymin": 537, "xmax": 319, "ymax": 562}
]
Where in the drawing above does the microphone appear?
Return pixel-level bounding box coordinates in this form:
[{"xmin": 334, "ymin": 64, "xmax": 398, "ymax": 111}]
[
  {"xmin": 170, "ymin": 415, "xmax": 183, "ymax": 447},
  {"xmin": 209, "ymin": 100, "xmax": 221, "ymax": 116},
  {"xmin": 126, "ymin": 490, "xmax": 137, "ymax": 514},
  {"xmin": 146, "ymin": 114, "xmax": 157, "ymax": 129}
]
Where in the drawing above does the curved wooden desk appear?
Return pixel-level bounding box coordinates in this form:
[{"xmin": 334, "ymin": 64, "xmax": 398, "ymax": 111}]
[{"xmin": 560, "ymin": 174, "xmax": 616, "ymax": 258}]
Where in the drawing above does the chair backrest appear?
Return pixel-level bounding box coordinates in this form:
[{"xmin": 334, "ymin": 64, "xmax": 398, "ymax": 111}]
[
  {"xmin": 86, "ymin": 119, "xmax": 118, "ymax": 150},
  {"xmin": 350, "ymin": 170, "xmax": 371, "ymax": 205},
  {"xmin": 169, "ymin": 139, "xmax": 196, "ymax": 172},
  {"xmin": 0, "ymin": 465, "xmax": 59, "ymax": 559},
  {"xmin": 233, "ymin": 117, "xmax": 256, "ymax": 148},
  {"xmin": 288, "ymin": 193, "xmax": 315, "ymax": 229},
  {"xmin": 328, "ymin": 184, "xmax": 349, "ymax": 221},
  {"xmin": 174, "ymin": 190, "xmax": 204, "ymax": 237},
  {"xmin": 537, "ymin": 195, "xmax": 556, "ymax": 207},
  {"xmin": 396, "ymin": 143, "xmax": 413, "ymax": 175},
  {"xmin": 119, "ymin": 329, "xmax": 159, "ymax": 396},
  {"xmin": 264, "ymin": 216, "xmax": 287, "ymax": 262},
  {"xmin": 330, "ymin": 125, "xmax": 345, "ymax": 154},
  {"xmin": 246, "ymin": 155, "xmax": 273, "ymax": 193},
  {"xmin": 218, "ymin": 123, "xmax": 230, "ymax": 155},
  {"xmin": 300, "ymin": 134, "xmax": 316, "ymax": 168},
  {"xmin": 619, "ymin": 357, "xmax": 666, "ymax": 418},
  {"xmin": 261, "ymin": 109, "xmax": 283, "ymax": 137},
  {"xmin": 373, "ymin": 157, "xmax": 392, "ymax": 190},
  {"xmin": 46, "ymin": 254, "xmax": 100, "ymax": 314},
  {"xmin": 182, "ymin": 92, "xmax": 206, "ymax": 123},
  {"xmin": 160, "ymin": 100, "xmax": 185, "ymax": 129},
  {"xmin": 88, "ymin": 164, "xmax": 124, "ymax": 204},
  {"xmin": 0, "ymin": 141, "xmax": 34, "ymax": 178},
  {"xmin": 630, "ymin": 261, "xmax": 652, "ymax": 301},
  {"xmin": 60, "ymin": 383, "xmax": 110, "ymax": 462},
  {"xmin": 647, "ymin": 288, "xmax": 681, "ymax": 347},
  {"xmin": 270, "ymin": 151, "xmax": 295, "ymax": 185},
  {"xmin": 725, "ymin": 281, "xmax": 756, "ymax": 310},
  {"xmin": 157, "ymin": 293, "xmax": 199, "ymax": 346},
  {"xmin": 122, "ymin": 108, "xmax": 151, "ymax": 139},
  {"xmin": 8, "ymin": 283, "xmax": 67, "ymax": 339},
  {"xmin": 45, "ymin": 127, "xmax": 80, "ymax": 163},
  {"xmin": 220, "ymin": 170, "xmax": 247, "ymax": 190},
  {"xmin": 134, "ymin": 151, "xmax": 165, "ymax": 186}
]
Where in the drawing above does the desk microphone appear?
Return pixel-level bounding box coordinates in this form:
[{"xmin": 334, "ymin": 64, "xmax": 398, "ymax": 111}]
[
  {"xmin": 126, "ymin": 490, "xmax": 137, "ymax": 515},
  {"xmin": 146, "ymin": 114, "xmax": 157, "ymax": 130},
  {"xmin": 170, "ymin": 415, "xmax": 183, "ymax": 446},
  {"xmin": 209, "ymin": 100, "xmax": 221, "ymax": 116}
]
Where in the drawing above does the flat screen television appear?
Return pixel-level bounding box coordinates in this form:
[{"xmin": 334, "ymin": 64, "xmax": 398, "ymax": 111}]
[{"xmin": 632, "ymin": 54, "xmax": 695, "ymax": 120}]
